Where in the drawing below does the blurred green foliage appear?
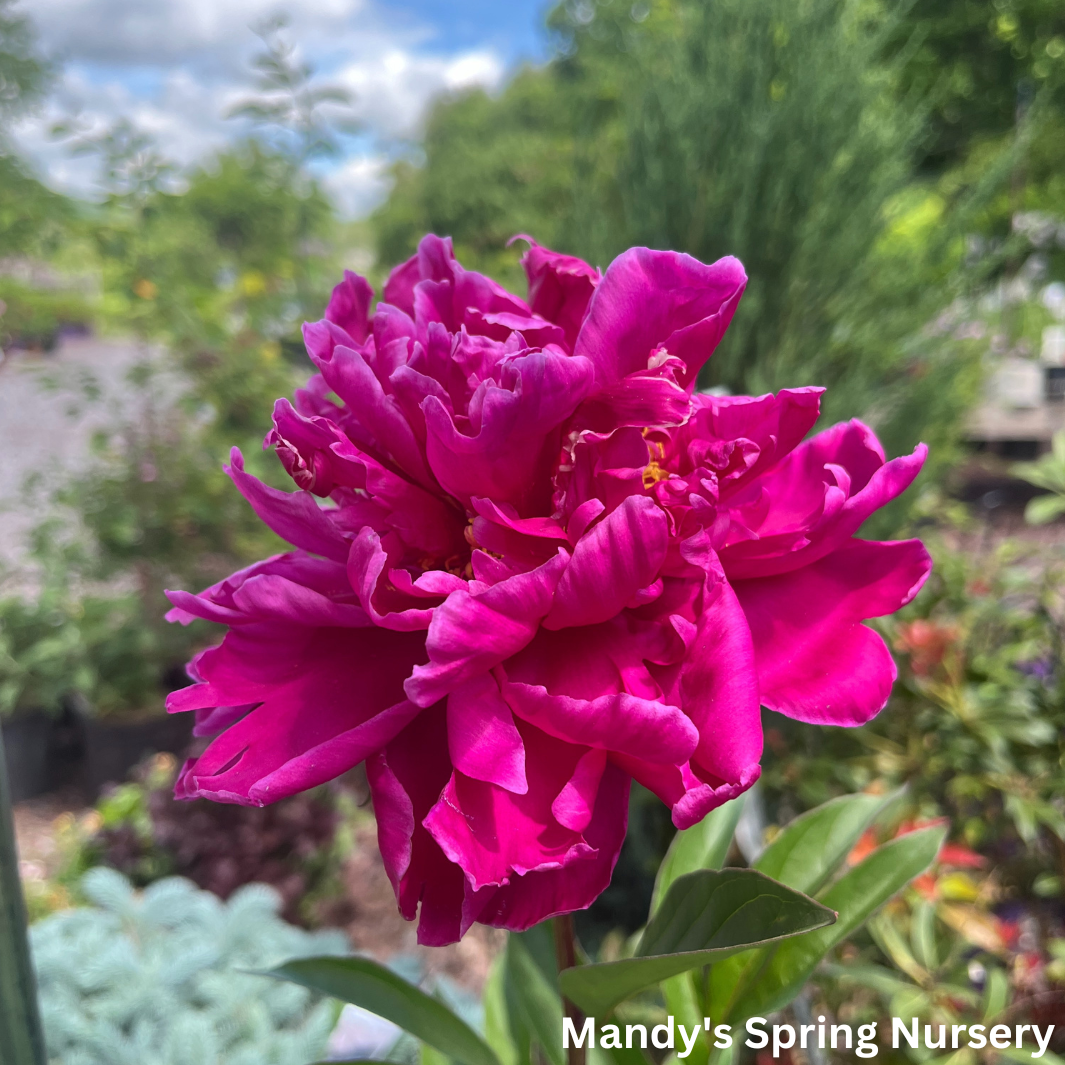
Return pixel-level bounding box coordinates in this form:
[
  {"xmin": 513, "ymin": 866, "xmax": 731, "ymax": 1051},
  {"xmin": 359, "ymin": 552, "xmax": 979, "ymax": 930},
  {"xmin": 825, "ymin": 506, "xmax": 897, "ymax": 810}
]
[
  {"xmin": 1014, "ymin": 430, "xmax": 1065, "ymax": 524},
  {"xmin": 887, "ymin": 0, "xmax": 1065, "ymax": 172},
  {"xmin": 0, "ymin": 278, "xmax": 92, "ymax": 350},
  {"xmin": 0, "ymin": 18, "xmax": 354, "ymax": 717},
  {"xmin": 371, "ymin": 0, "xmax": 1065, "ymax": 482},
  {"xmin": 761, "ymin": 519, "xmax": 1065, "ymax": 882}
]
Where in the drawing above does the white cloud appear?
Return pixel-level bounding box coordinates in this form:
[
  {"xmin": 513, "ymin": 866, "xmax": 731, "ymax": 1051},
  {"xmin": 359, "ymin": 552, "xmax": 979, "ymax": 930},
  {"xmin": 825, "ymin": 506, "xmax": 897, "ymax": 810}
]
[
  {"xmin": 338, "ymin": 48, "xmax": 505, "ymax": 137},
  {"xmin": 24, "ymin": 0, "xmax": 370, "ymax": 71},
  {"xmin": 321, "ymin": 153, "xmax": 391, "ymax": 217},
  {"xmin": 12, "ymin": 0, "xmax": 507, "ymax": 216}
]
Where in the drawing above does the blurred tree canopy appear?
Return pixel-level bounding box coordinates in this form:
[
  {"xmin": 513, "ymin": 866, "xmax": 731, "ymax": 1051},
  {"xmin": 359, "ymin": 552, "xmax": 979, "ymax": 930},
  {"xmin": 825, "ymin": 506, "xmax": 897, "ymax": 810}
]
[
  {"xmin": 370, "ymin": 0, "xmax": 1065, "ymax": 473},
  {"xmin": 887, "ymin": 0, "xmax": 1065, "ymax": 172},
  {"xmin": 0, "ymin": 0, "xmax": 66, "ymax": 256}
]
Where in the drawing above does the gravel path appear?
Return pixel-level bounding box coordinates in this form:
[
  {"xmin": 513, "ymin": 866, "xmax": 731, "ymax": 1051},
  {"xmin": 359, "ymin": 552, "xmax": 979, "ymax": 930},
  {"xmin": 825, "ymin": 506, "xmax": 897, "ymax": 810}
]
[{"xmin": 0, "ymin": 335, "xmax": 149, "ymax": 571}]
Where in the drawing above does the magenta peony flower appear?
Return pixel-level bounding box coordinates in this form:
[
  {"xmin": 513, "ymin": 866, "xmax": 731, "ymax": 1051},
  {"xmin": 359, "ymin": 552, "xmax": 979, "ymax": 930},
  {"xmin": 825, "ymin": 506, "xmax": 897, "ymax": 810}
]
[{"xmin": 166, "ymin": 235, "xmax": 931, "ymax": 945}]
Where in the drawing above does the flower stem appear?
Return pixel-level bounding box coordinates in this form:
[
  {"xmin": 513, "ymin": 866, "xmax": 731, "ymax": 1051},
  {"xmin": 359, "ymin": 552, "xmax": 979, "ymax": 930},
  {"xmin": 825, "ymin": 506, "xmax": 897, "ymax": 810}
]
[
  {"xmin": 553, "ymin": 914, "xmax": 586, "ymax": 1065},
  {"xmin": 0, "ymin": 728, "xmax": 47, "ymax": 1065}
]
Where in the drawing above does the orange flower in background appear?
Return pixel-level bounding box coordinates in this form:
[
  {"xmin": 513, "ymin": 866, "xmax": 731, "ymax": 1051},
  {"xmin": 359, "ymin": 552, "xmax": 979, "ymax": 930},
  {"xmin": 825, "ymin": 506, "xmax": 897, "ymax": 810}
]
[{"xmin": 895, "ymin": 619, "xmax": 959, "ymax": 675}]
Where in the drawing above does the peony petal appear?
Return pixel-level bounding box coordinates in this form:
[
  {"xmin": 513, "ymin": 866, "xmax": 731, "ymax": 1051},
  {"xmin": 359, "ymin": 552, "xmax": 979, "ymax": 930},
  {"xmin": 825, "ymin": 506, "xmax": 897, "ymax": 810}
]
[
  {"xmin": 575, "ymin": 371, "xmax": 693, "ymax": 435},
  {"xmin": 693, "ymin": 387, "xmax": 824, "ymax": 492},
  {"xmin": 544, "ymin": 494, "xmax": 668, "ymax": 629},
  {"xmin": 326, "ymin": 269, "xmax": 373, "ymax": 344},
  {"xmin": 475, "ymin": 760, "xmax": 629, "ymax": 931},
  {"xmin": 228, "ymin": 573, "xmax": 369, "ymax": 627},
  {"xmin": 423, "ymin": 349, "xmax": 594, "ymax": 514},
  {"xmin": 365, "ymin": 704, "xmax": 494, "ymax": 945},
  {"xmin": 447, "ymin": 672, "xmax": 528, "ymax": 794},
  {"xmin": 405, "ymin": 551, "xmax": 569, "ymax": 706},
  {"xmin": 721, "ymin": 424, "xmax": 927, "ymax": 579},
  {"xmin": 169, "ymin": 624, "xmax": 427, "ymax": 805},
  {"xmin": 574, "ymin": 248, "xmax": 746, "ymax": 387},
  {"xmin": 166, "ymin": 552, "xmax": 354, "ymax": 625},
  {"xmin": 515, "ymin": 236, "xmax": 601, "ymax": 351},
  {"xmin": 347, "ymin": 528, "xmax": 437, "ymax": 632},
  {"xmin": 551, "ymin": 749, "xmax": 607, "ymax": 832},
  {"xmin": 308, "ymin": 342, "xmax": 435, "ymax": 489},
  {"xmin": 615, "ymin": 755, "xmax": 761, "ymax": 830},
  {"xmin": 680, "ymin": 568, "xmax": 763, "ymax": 782},
  {"xmin": 734, "ymin": 537, "xmax": 932, "ymax": 725},
  {"xmin": 424, "ymin": 724, "xmax": 596, "ymax": 890},
  {"xmin": 226, "ymin": 448, "xmax": 350, "ymax": 562}
]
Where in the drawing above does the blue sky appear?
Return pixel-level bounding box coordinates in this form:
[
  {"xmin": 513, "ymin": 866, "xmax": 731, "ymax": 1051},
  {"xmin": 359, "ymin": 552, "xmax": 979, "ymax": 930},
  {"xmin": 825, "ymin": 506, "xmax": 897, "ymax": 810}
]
[
  {"xmin": 15, "ymin": 0, "xmax": 552, "ymax": 215},
  {"xmin": 376, "ymin": 0, "xmax": 547, "ymax": 60}
]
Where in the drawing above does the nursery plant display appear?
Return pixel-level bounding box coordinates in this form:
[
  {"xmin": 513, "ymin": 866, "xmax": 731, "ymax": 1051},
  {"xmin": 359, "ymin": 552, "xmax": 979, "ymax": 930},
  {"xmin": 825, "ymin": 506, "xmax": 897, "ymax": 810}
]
[
  {"xmin": 4, "ymin": 0, "xmax": 1065, "ymax": 1060},
  {"xmin": 66, "ymin": 755, "xmax": 348, "ymax": 925}
]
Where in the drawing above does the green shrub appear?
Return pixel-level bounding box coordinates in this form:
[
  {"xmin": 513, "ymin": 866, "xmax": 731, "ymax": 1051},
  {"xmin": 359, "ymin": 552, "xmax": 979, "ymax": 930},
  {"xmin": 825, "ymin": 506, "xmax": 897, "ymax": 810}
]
[{"xmin": 0, "ymin": 278, "xmax": 94, "ymax": 351}]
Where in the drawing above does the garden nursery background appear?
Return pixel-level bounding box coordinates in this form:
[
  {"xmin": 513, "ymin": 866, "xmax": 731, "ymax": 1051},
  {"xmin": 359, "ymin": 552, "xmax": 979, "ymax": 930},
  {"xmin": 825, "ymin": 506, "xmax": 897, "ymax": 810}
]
[{"xmin": 3, "ymin": 0, "xmax": 1065, "ymax": 1062}]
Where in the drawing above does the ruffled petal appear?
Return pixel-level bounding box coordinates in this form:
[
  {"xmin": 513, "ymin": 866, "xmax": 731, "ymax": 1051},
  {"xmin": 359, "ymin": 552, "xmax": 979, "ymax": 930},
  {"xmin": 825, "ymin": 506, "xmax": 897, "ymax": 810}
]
[
  {"xmin": 680, "ymin": 567, "xmax": 763, "ymax": 783},
  {"xmin": 447, "ymin": 672, "xmax": 528, "ymax": 794},
  {"xmin": 226, "ymin": 448, "xmax": 351, "ymax": 562},
  {"xmin": 543, "ymin": 494, "xmax": 669, "ymax": 629},
  {"xmin": 365, "ymin": 705, "xmax": 493, "ymax": 946},
  {"xmin": 516, "ymin": 236, "xmax": 600, "ymax": 351},
  {"xmin": 423, "ymin": 348, "xmax": 594, "ymax": 514},
  {"xmin": 169, "ymin": 625, "xmax": 427, "ymax": 805},
  {"xmin": 326, "ymin": 269, "xmax": 373, "ymax": 345},
  {"xmin": 405, "ymin": 551, "xmax": 569, "ymax": 706},
  {"xmin": 574, "ymin": 248, "xmax": 746, "ymax": 387},
  {"xmin": 721, "ymin": 423, "xmax": 927, "ymax": 579},
  {"xmin": 475, "ymin": 759, "xmax": 629, "ymax": 931},
  {"xmin": 734, "ymin": 537, "xmax": 932, "ymax": 725},
  {"xmin": 423, "ymin": 724, "xmax": 597, "ymax": 891}
]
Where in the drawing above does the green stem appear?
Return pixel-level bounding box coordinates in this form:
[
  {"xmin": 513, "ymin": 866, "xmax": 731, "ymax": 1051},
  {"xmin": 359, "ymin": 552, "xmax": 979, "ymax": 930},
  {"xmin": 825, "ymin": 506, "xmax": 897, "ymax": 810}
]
[
  {"xmin": 553, "ymin": 915, "xmax": 586, "ymax": 1065},
  {"xmin": 0, "ymin": 728, "xmax": 47, "ymax": 1065}
]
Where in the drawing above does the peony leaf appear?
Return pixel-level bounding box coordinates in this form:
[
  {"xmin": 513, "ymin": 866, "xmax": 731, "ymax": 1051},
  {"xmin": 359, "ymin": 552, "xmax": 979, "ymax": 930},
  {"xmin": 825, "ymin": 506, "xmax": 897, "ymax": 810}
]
[
  {"xmin": 754, "ymin": 790, "xmax": 900, "ymax": 896},
  {"xmin": 650, "ymin": 795, "xmax": 746, "ymax": 916},
  {"xmin": 268, "ymin": 956, "xmax": 500, "ymax": 1065},
  {"xmin": 558, "ymin": 869, "xmax": 835, "ymax": 1017},
  {"xmin": 720, "ymin": 824, "xmax": 946, "ymax": 1022},
  {"xmin": 503, "ymin": 932, "xmax": 565, "ymax": 1065}
]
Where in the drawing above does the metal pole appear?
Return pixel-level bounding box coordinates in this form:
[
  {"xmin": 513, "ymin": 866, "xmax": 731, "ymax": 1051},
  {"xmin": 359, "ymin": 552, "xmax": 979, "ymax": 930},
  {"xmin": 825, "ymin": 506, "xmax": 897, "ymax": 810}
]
[{"xmin": 0, "ymin": 727, "xmax": 47, "ymax": 1065}]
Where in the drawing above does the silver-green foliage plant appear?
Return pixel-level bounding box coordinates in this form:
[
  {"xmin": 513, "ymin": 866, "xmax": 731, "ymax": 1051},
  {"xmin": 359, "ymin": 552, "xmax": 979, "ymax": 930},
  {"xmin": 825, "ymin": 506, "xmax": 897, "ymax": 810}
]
[{"xmin": 30, "ymin": 868, "xmax": 348, "ymax": 1065}]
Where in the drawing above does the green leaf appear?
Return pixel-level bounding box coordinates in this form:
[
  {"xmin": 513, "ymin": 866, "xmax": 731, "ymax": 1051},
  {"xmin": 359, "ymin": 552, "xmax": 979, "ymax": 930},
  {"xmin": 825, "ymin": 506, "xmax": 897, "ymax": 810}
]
[
  {"xmin": 504, "ymin": 932, "xmax": 565, "ymax": 1065},
  {"xmin": 821, "ymin": 961, "xmax": 918, "ymax": 999},
  {"xmin": 559, "ymin": 869, "xmax": 835, "ymax": 1017},
  {"xmin": 754, "ymin": 791, "xmax": 898, "ymax": 896},
  {"xmin": 722, "ymin": 824, "xmax": 946, "ymax": 1021},
  {"xmin": 982, "ymin": 966, "xmax": 1009, "ymax": 1021},
  {"xmin": 1024, "ymin": 493, "xmax": 1065, "ymax": 525},
  {"xmin": 483, "ymin": 955, "xmax": 519, "ymax": 1065},
  {"xmin": 267, "ymin": 956, "xmax": 500, "ymax": 1065},
  {"xmin": 651, "ymin": 796, "xmax": 745, "ymax": 915},
  {"xmin": 661, "ymin": 972, "xmax": 710, "ymax": 1065},
  {"xmin": 590, "ymin": 1044, "xmax": 653, "ymax": 1065},
  {"xmin": 999, "ymin": 1046, "xmax": 1065, "ymax": 1065}
]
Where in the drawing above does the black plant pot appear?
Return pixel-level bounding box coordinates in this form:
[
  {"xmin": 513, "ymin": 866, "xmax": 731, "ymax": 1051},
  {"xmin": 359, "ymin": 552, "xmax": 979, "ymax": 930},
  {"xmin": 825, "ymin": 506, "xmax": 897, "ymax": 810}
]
[
  {"xmin": 1, "ymin": 703, "xmax": 89, "ymax": 803},
  {"xmin": 0, "ymin": 712, "xmax": 53, "ymax": 804},
  {"xmin": 79, "ymin": 712, "xmax": 194, "ymax": 798}
]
